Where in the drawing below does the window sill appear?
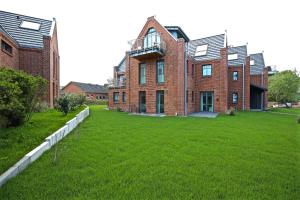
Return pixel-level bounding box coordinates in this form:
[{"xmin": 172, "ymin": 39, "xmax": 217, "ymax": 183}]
[
  {"xmin": 157, "ymin": 82, "xmax": 165, "ymax": 86},
  {"xmin": 202, "ymin": 75, "xmax": 212, "ymax": 78},
  {"xmin": 1, "ymin": 49, "xmax": 13, "ymax": 57}
]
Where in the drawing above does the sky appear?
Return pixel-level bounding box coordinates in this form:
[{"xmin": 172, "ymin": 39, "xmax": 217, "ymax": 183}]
[{"xmin": 1, "ymin": 0, "xmax": 299, "ymax": 86}]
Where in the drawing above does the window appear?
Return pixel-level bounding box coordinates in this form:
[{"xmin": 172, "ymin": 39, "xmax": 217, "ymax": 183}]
[
  {"xmin": 113, "ymin": 92, "xmax": 119, "ymax": 103},
  {"xmin": 202, "ymin": 64, "xmax": 212, "ymax": 77},
  {"xmin": 139, "ymin": 63, "xmax": 146, "ymax": 84},
  {"xmin": 192, "ymin": 64, "xmax": 195, "ymax": 77},
  {"xmin": 228, "ymin": 53, "xmax": 238, "ymax": 60},
  {"xmin": 96, "ymin": 95, "xmax": 99, "ymax": 100},
  {"xmin": 195, "ymin": 44, "xmax": 208, "ymax": 56},
  {"xmin": 233, "ymin": 71, "xmax": 238, "ymax": 81},
  {"xmin": 1, "ymin": 40, "xmax": 12, "ymax": 55},
  {"xmin": 192, "ymin": 91, "xmax": 194, "ymax": 102},
  {"xmin": 157, "ymin": 60, "xmax": 165, "ymax": 83},
  {"xmin": 186, "ymin": 90, "xmax": 189, "ymax": 103},
  {"xmin": 20, "ymin": 20, "xmax": 41, "ymax": 30},
  {"xmin": 250, "ymin": 60, "xmax": 255, "ymax": 65},
  {"xmin": 144, "ymin": 28, "xmax": 160, "ymax": 48},
  {"xmin": 232, "ymin": 93, "xmax": 238, "ymax": 104},
  {"xmin": 122, "ymin": 92, "xmax": 126, "ymax": 102}
]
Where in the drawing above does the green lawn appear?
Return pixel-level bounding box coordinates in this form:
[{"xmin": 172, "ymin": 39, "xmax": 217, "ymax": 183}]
[
  {"xmin": 0, "ymin": 106, "xmax": 84, "ymax": 174},
  {"xmin": 0, "ymin": 106, "xmax": 299, "ymax": 199},
  {"xmin": 269, "ymin": 107, "xmax": 300, "ymax": 115}
]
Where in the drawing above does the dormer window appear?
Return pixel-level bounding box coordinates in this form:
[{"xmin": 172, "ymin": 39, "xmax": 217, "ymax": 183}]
[
  {"xmin": 250, "ymin": 60, "xmax": 255, "ymax": 65},
  {"xmin": 228, "ymin": 53, "xmax": 238, "ymax": 60},
  {"xmin": 144, "ymin": 28, "xmax": 160, "ymax": 49},
  {"xmin": 195, "ymin": 44, "xmax": 208, "ymax": 56},
  {"xmin": 20, "ymin": 20, "xmax": 41, "ymax": 30}
]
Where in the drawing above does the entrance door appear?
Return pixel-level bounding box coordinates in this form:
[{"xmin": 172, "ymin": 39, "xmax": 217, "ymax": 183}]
[
  {"xmin": 156, "ymin": 90, "xmax": 164, "ymax": 114},
  {"xmin": 201, "ymin": 92, "xmax": 214, "ymax": 112},
  {"xmin": 139, "ymin": 91, "xmax": 146, "ymax": 113}
]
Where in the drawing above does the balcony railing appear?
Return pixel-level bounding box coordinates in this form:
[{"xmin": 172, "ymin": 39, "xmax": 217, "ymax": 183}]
[{"xmin": 128, "ymin": 33, "xmax": 166, "ymax": 60}]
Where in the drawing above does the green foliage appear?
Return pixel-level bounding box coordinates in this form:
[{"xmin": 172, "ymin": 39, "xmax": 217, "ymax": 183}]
[
  {"xmin": 297, "ymin": 116, "xmax": 300, "ymax": 124},
  {"xmin": 0, "ymin": 67, "xmax": 47, "ymax": 127},
  {"xmin": 269, "ymin": 70, "xmax": 300, "ymax": 105},
  {"xmin": 33, "ymin": 101, "xmax": 49, "ymax": 113},
  {"xmin": 85, "ymin": 99, "xmax": 108, "ymax": 105},
  {"xmin": 55, "ymin": 94, "xmax": 86, "ymax": 115}
]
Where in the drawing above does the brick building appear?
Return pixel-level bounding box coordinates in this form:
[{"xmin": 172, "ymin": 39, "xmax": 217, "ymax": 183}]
[
  {"xmin": 62, "ymin": 81, "xmax": 108, "ymax": 100},
  {"xmin": 0, "ymin": 10, "xmax": 59, "ymax": 107},
  {"xmin": 109, "ymin": 16, "xmax": 268, "ymax": 115}
]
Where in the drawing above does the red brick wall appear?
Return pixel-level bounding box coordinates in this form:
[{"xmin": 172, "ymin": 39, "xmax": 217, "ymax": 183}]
[
  {"xmin": 62, "ymin": 83, "xmax": 85, "ymax": 94},
  {"xmin": 109, "ymin": 17, "xmax": 186, "ymax": 116},
  {"xmin": 227, "ymin": 56, "xmax": 250, "ymax": 110},
  {"xmin": 0, "ymin": 33, "xmax": 19, "ymax": 69}
]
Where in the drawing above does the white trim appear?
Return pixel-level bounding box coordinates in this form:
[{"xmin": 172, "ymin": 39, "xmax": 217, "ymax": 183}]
[{"xmin": 49, "ymin": 18, "xmax": 56, "ymax": 36}]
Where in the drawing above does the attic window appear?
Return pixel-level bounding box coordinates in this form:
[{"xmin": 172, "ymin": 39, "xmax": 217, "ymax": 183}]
[
  {"xmin": 250, "ymin": 60, "xmax": 255, "ymax": 65},
  {"xmin": 20, "ymin": 21, "xmax": 41, "ymax": 30},
  {"xmin": 195, "ymin": 44, "xmax": 208, "ymax": 56},
  {"xmin": 228, "ymin": 53, "xmax": 238, "ymax": 60}
]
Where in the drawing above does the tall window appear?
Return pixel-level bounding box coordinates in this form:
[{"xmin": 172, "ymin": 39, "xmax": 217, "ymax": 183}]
[
  {"xmin": 192, "ymin": 64, "xmax": 195, "ymax": 77},
  {"xmin": 1, "ymin": 40, "xmax": 12, "ymax": 55},
  {"xmin": 157, "ymin": 60, "xmax": 165, "ymax": 83},
  {"xmin": 122, "ymin": 92, "xmax": 126, "ymax": 102},
  {"xmin": 113, "ymin": 92, "xmax": 119, "ymax": 103},
  {"xmin": 192, "ymin": 91, "xmax": 194, "ymax": 102},
  {"xmin": 186, "ymin": 90, "xmax": 189, "ymax": 103},
  {"xmin": 233, "ymin": 71, "xmax": 238, "ymax": 81},
  {"xmin": 144, "ymin": 28, "xmax": 160, "ymax": 49},
  {"xmin": 139, "ymin": 63, "xmax": 146, "ymax": 84},
  {"xmin": 233, "ymin": 93, "xmax": 238, "ymax": 104},
  {"xmin": 202, "ymin": 64, "xmax": 212, "ymax": 77}
]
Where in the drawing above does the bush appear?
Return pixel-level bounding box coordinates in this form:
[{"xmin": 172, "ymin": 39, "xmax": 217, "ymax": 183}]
[
  {"xmin": 226, "ymin": 107, "xmax": 235, "ymax": 116},
  {"xmin": 33, "ymin": 101, "xmax": 49, "ymax": 113},
  {"xmin": 85, "ymin": 99, "xmax": 108, "ymax": 105},
  {"xmin": 297, "ymin": 116, "xmax": 300, "ymax": 124},
  {"xmin": 55, "ymin": 93, "xmax": 86, "ymax": 115},
  {"xmin": 0, "ymin": 67, "xmax": 47, "ymax": 127}
]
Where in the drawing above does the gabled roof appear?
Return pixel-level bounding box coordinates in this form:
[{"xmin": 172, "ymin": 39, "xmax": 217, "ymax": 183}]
[
  {"xmin": 0, "ymin": 10, "xmax": 54, "ymax": 49},
  {"xmin": 227, "ymin": 45, "xmax": 247, "ymax": 66},
  {"xmin": 250, "ymin": 53, "xmax": 265, "ymax": 75},
  {"xmin": 188, "ymin": 34, "xmax": 225, "ymax": 61},
  {"xmin": 164, "ymin": 26, "xmax": 190, "ymax": 42},
  {"xmin": 65, "ymin": 82, "xmax": 108, "ymax": 93}
]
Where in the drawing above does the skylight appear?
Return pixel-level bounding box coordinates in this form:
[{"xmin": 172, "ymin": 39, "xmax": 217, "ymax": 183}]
[
  {"xmin": 20, "ymin": 21, "xmax": 41, "ymax": 30},
  {"xmin": 228, "ymin": 53, "xmax": 238, "ymax": 60},
  {"xmin": 250, "ymin": 60, "xmax": 255, "ymax": 65},
  {"xmin": 195, "ymin": 44, "xmax": 208, "ymax": 56}
]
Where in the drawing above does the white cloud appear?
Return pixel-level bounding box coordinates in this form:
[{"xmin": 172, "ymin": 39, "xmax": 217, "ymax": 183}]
[{"xmin": 1, "ymin": 0, "xmax": 299, "ymax": 86}]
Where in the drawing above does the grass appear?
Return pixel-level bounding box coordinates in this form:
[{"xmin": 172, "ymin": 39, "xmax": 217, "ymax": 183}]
[
  {"xmin": 0, "ymin": 106, "xmax": 84, "ymax": 174},
  {"xmin": 269, "ymin": 107, "xmax": 300, "ymax": 115},
  {"xmin": 0, "ymin": 106, "xmax": 299, "ymax": 199}
]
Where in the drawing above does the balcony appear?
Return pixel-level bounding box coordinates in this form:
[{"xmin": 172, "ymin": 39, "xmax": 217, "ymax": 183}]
[
  {"xmin": 128, "ymin": 33, "xmax": 166, "ymax": 60},
  {"xmin": 109, "ymin": 78, "xmax": 126, "ymax": 89}
]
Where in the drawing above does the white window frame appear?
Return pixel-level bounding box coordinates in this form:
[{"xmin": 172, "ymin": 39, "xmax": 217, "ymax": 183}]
[
  {"xmin": 20, "ymin": 21, "xmax": 41, "ymax": 30},
  {"xmin": 250, "ymin": 60, "xmax": 255, "ymax": 65},
  {"xmin": 195, "ymin": 44, "xmax": 208, "ymax": 56},
  {"xmin": 228, "ymin": 53, "xmax": 238, "ymax": 60}
]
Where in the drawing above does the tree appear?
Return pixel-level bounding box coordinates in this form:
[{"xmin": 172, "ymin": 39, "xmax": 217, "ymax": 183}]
[
  {"xmin": 0, "ymin": 67, "xmax": 47, "ymax": 127},
  {"xmin": 268, "ymin": 70, "xmax": 300, "ymax": 107}
]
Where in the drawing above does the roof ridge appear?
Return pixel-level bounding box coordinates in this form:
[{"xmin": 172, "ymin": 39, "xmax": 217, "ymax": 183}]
[
  {"xmin": 0, "ymin": 10, "xmax": 53, "ymax": 22},
  {"xmin": 191, "ymin": 33, "xmax": 225, "ymax": 42}
]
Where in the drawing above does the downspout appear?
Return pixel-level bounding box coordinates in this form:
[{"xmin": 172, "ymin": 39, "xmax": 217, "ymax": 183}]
[
  {"xmin": 128, "ymin": 55, "xmax": 131, "ymax": 112},
  {"xmin": 184, "ymin": 43, "xmax": 188, "ymax": 116},
  {"xmin": 242, "ymin": 63, "xmax": 245, "ymax": 110}
]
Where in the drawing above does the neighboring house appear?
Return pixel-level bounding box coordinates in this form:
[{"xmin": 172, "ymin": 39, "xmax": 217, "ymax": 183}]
[
  {"xmin": 0, "ymin": 10, "xmax": 59, "ymax": 107},
  {"xmin": 62, "ymin": 81, "xmax": 108, "ymax": 100},
  {"xmin": 108, "ymin": 16, "xmax": 268, "ymax": 115}
]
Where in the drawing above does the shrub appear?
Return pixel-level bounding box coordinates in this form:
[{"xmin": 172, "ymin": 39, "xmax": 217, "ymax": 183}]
[
  {"xmin": 297, "ymin": 116, "xmax": 300, "ymax": 124},
  {"xmin": 226, "ymin": 107, "xmax": 235, "ymax": 116},
  {"xmin": 33, "ymin": 101, "xmax": 49, "ymax": 113},
  {"xmin": 0, "ymin": 67, "xmax": 47, "ymax": 127},
  {"xmin": 116, "ymin": 107, "xmax": 122, "ymax": 112},
  {"xmin": 85, "ymin": 99, "xmax": 108, "ymax": 105},
  {"xmin": 55, "ymin": 93, "xmax": 86, "ymax": 115}
]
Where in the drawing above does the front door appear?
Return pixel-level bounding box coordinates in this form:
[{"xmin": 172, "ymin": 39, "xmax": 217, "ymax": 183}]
[
  {"xmin": 139, "ymin": 91, "xmax": 146, "ymax": 113},
  {"xmin": 201, "ymin": 92, "xmax": 214, "ymax": 112},
  {"xmin": 156, "ymin": 90, "xmax": 164, "ymax": 114}
]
